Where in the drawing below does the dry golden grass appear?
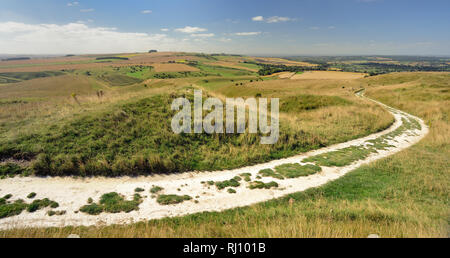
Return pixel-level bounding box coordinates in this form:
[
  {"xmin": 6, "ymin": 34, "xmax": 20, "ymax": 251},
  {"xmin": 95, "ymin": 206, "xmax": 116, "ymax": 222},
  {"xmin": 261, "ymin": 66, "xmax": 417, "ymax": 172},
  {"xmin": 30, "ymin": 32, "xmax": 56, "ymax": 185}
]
[
  {"xmin": 0, "ymin": 52, "xmax": 201, "ymax": 72},
  {"xmin": 246, "ymin": 57, "xmax": 318, "ymax": 67},
  {"xmin": 208, "ymin": 61, "xmax": 259, "ymax": 72},
  {"xmin": 273, "ymin": 72, "xmax": 295, "ymax": 79},
  {"xmin": 291, "ymin": 71, "xmax": 367, "ymax": 80},
  {"xmin": 151, "ymin": 63, "xmax": 199, "ymax": 72},
  {"xmin": 0, "ymin": 56, "xmax": 92, "ymax": 66},
  {"xmin": 0, "ymin": 75, "xmax": 96, "ymax": 99},
  {"xmin": 0, "ymin": 77, "xmax": 177, "ymax": 140}
]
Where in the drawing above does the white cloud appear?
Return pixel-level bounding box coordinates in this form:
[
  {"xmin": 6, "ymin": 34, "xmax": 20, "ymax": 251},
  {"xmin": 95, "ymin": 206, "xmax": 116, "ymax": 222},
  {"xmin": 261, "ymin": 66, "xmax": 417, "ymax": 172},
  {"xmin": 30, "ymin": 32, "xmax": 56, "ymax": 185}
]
[
  {"xmin": 141, "ymin": 10, "xmax": 152, "ymax": 14},
  {"xmin": 252, "ymin": 16, "xmax": 295, "ymax": 23},
  {"xmin": 218, "ymin": 38, "xmax": 232, "ymax": 42},
  {"xmin": 191, "ymin": 33, "xmax": 215, "ymax": 38},
  {"xmin": 160, "ymin": 28, "xmax": 169, "ymax": 32},
  {"xmin": 80, "ymin": 8, "xmax": 94, "ymax": 13},
  {"xmin": 328, "ymin": 26, "xmax": 336, "ymax": 29},
  {"xmin": 67, "ymin": 2, "xmax": 79, "ymax": 7},
  {"xmin": 235, "ymin": 32, "xmax": 261, "ymax": 36},
  {"xmin": 0, "ymin": 21, "xmax": 178, "ymax": 54},
  {"xmin": 252, "ymin": 16, "xmax": 264, "ymax": 22},
  {"xmin": 175, "ymin": 26, "xmax": 207, "ymax": 34},
  {"xmin": 266, "ymin": 16, "xmax": 295, "ymax": 23},
  {"xmin": 309, "ymin": 26, "xmax": 320, "ymax": 30}
]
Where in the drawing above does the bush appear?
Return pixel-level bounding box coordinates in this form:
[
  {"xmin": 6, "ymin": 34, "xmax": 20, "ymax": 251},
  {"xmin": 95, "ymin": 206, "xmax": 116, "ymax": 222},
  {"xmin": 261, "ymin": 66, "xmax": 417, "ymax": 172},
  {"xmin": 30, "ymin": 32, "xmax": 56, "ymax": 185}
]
[
  {"xmin": 27, "ymin": 192, "xmax": 36, "ymax": 199},
  {"xmin": 79, "ymin": 203, "xmax": 103, "ymax": 215},
  {"xmin": 157, "ymin": 194, "xmax": 192, "ymax": 205},
  {"xmin": 249, "ymin": 181, "xmax": 278, "ymax": 190},
  {"xmin": 215, "ymin": 178, "xmax": 241, "ymax": 190},
  {"xmin": 134, "ymin": 187, "xmax": 145, "ymax": 193},
  {"xmin": 150, "ymin": 186, "xmax": 163, "ymax": 194},
  {"xmin": 227, "ymin": 188, "xmax": 237, "ymax": 194},
  {"xmin": 80, "ymin": 192, "xmax": 142, "ymax": 215}
]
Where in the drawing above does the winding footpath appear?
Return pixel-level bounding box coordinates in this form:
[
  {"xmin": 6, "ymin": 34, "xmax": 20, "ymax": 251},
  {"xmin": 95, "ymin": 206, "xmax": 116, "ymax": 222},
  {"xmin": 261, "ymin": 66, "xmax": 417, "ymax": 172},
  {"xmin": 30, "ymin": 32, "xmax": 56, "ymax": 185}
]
[{"xmin": 0, "ymin": 92, "xmax": 429, "ymax": 230}]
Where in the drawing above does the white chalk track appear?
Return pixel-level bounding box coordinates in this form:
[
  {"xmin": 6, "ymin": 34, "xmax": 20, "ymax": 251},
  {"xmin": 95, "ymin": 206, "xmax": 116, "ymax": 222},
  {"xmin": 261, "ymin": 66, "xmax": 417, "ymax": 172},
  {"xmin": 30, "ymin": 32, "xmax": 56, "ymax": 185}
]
[{"xmin": 0, "ymin": 92, "xmax": 428, "ymax": 230}]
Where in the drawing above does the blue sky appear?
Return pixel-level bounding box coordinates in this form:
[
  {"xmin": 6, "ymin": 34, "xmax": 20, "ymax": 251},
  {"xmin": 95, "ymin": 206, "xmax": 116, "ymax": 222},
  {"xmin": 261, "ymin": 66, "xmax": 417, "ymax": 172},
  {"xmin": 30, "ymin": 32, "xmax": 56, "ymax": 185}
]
[{"xmin": 0, "ymin": 0, "xmax": 449, "ymax": 55}]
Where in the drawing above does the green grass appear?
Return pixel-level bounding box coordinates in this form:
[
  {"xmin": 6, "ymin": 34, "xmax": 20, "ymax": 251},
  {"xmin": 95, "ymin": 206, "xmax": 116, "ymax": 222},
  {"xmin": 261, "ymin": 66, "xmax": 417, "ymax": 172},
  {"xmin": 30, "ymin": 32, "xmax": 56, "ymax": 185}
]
[
  {"xmin": 0, "ymin": 196, "xmax": 59, "ymax": 219},
  {"xmin": 125, "ymin": 66, "xmax": 153, "ymax": 79},
  {"xmin": 0, "ymin": 72, "xmax": 447, "ymax": 238},
  {"xmin": 248, "ymin": 181, "xmax": 279, "ymax": 190},
  {"xmin": 0, "ymin": 163, "xmax": 28, "ymax": 178},
  {"xmin": 227, "ymin": 188, "xmax": 237, "ymax": 194},
  {"xmin": 47, "ymin": 210, "xmax": 66, "ymax": 216},
  {"xmin": 280, "ymin": 95, "xmax": 352, "ymax": 113},
  {"xmin": 27, "ymin": 198, "xmax": 59, "ymax": 212},
  {"xmin": 273, "ymin": 163, "xmax": 322, "ymax": 178},
  {"xmin": 97, "ymin": 74, "xmax": 143, "ymax": 86},
  {"xmin": 303, "ymin": 146, "xmax": 374, "ymax": 167},
  {"xmin": 258, "ymin": 168, "xmax": 284, "ymax": 179},
  {"xmin": 79, "ymin": 192, "xmax": 142, "ymax": 215},
  {"xmin": 0, "ymin": 200, "xmax": 28, "ymax": 219},
  {"xmin": 150, "ymin": 186, "xmax": 164, "ymax": 194},
  {"xmin": 27, "ymin": 192, "xmax": 36, "ymax": 199},
  {"xmin": 236, "ymin": 62, "xmax": 262, "ymax": 71},
  {"xmin": 214, "ymin": 177, "xmax": 241, "ymax": 190},
  {"xmin": 194, "ymin": 63, "xmax": 255, "ymax": 77},
  {"xmin": 240, "ymin": 173, "xmax": 252, "ymax": 182},
  {"xmin": 0, "ymin": 71, "xmax": 64, "ymax": 84},
  {"xmin": 156, "ymin": 194, "xmax": 192, "ymax": 205},
  {"xmin": 303, "ymin": 116, "xmax": 421, "ymax": 167},
  {"xmin": 1, "ymin": 91, "xmax": 375, "ymax": 177}
]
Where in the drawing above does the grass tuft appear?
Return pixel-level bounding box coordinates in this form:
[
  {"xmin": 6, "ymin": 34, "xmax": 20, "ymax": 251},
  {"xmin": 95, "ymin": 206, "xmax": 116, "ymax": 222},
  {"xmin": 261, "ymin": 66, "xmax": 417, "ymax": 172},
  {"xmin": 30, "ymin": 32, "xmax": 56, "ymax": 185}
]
[{"xmin": 156, "ymin": 194, "xmax": 192, "ymax": 205}]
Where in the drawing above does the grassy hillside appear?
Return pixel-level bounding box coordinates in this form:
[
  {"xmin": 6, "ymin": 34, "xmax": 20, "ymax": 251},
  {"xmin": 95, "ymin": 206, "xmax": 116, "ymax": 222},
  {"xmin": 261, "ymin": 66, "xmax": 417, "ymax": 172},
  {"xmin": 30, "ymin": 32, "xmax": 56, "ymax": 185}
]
[
  {"xmin": 0, "ymin": 57, "xmax": 393, "ymax": 177},
  {"xmin": 0, "ymin": 84, "xmax": 392, "ymax": 176},
  {"xmin": 2, "ymin": 72, "xmax": 446, "ymax": 237}
]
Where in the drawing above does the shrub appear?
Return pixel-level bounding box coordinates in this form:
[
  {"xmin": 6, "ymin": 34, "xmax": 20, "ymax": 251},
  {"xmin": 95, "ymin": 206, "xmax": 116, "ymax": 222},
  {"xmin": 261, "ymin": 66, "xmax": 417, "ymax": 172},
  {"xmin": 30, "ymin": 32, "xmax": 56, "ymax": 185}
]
[
  {"xmin": 227, "ymin": 188, "xmax": 237, "ymax": 194},
  {"xmin": 79, "ymin": 203, "xmax": 103, "ymax": 215},
  {"xmin": 135, "ymin": 187, "xmax": 145, "ymax": 193},
  {"xmin": 0, "ymin": 201, "xmax": 28, "ymax": 218},
  {"xmin": 150, "ymin": 186, "xmax": 163, "ymax": 194},
  {"xmin": 27, "ymin": 192, "xmax": 36, "ymax": 199},
  {"xmin": 215, "ymin": 178, "xmax": 240, "ymax": 190},
  {"xmin": 249, "ymin": 181, "xmax": 279, "ymax": 190},
  {"xmin": 157, "ymin": 194, "xmax": 192, "ymax": 205},
  {"xmin": 80, "ymin": 192, "xmax": 142, "ymax": 215}
]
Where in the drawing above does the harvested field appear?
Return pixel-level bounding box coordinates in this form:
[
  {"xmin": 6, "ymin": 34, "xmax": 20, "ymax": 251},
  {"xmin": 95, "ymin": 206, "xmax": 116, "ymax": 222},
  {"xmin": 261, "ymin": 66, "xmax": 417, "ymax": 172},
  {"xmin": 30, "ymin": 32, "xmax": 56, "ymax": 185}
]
[
  {"xmin": 273, "ymin": 72, "xmax": 296, "ymax": 79},
  {"xmin": 0, "ymin": 52, "xmax": 201, "ymax": 73},
  {"xmin": 291, "ymin": 71, "xmax": 367, "ymax": 80},
  {"xmin": 0, "ymin": 75, "xmax": 97, "ymax": 99},
  {"xmin": 207, "ymin": 61, "xmax": 260, "ymax": 72},
  {"xmin": 247, "ymin": 57, "xmax": 318, "ymax": 67},
  {"xmin": 152, "ymin": 63, "xmax": 199, "ymax": 72}
]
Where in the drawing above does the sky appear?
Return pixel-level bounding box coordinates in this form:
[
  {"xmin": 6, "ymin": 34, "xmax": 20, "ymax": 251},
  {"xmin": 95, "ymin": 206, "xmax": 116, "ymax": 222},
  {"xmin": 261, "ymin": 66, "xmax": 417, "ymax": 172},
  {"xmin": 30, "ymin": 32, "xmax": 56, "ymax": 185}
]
[{"xmin": 0, "ymin": 0, "xmax": 449, "ymax": 56}]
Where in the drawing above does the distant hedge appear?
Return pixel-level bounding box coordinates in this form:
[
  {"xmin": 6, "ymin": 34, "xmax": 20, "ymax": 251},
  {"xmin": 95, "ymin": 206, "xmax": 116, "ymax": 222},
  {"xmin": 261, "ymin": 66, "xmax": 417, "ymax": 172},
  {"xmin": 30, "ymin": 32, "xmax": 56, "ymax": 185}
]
[{"xmin": 96, "ymin": 57, "xmax": 129, "ymax": 61}]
